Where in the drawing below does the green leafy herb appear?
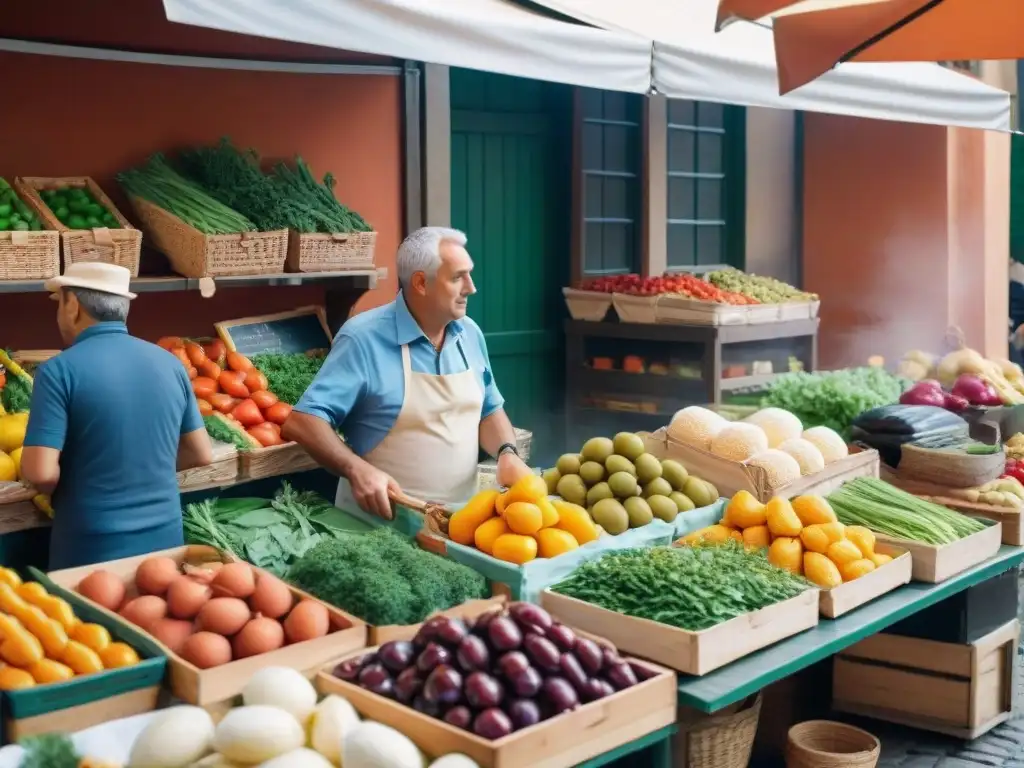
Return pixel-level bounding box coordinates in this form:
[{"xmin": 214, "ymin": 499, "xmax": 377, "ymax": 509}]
[
  {"xmin": 762, "ymin": 367, "xmax": 911, "ymax": 439},
  {"xmin": 551, "ymin": 543, "xmax": 810, "ymax": 632},
  {"xmin": 182, "ymin": 482, "xmax": 341, "ymax": 576},
  {"xmin": 203, "ymin": 414, "xmax": 253, "ymax": 453},
  {"xmin": 18, "ymin": 733, "xmax": 81, "ymax": 768},
  {"xmin": 270, "ymin": 157, "xmax": 372, "ymax": 233},
  {"xmin": 251, "ymin": 352, "xmax": 327, "ymax": 405},
  {"xmin": 288, "ymin": 528, "xmax": 488, "ymax": 626}
]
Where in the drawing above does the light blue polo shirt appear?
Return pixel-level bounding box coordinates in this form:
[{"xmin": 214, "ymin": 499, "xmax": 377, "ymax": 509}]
[
  {"xmin": 24, "ymin": 322, "xmax": 204, "ymax": 568},
  {"xmin": 295, "ymin": 292, "xmax": 504, "ymax": 456}
]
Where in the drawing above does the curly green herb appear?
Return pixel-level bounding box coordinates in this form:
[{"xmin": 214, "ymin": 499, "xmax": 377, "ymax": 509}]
[{"xmin": 551, "ymin": 543, "xmax": 810, "ymax": 632}]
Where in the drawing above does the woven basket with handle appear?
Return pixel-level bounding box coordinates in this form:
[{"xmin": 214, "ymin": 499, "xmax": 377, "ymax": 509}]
[
  {"xmin": 673, "ymin": 692, "xmax": 761, "ymax": 768},
  {"xmin": 15, "ymin": 176, "xmax": 141, "ymax": 276},
  {"xmin": 785, "ymin": 720, "xmax": 880, "ymax": 768}
]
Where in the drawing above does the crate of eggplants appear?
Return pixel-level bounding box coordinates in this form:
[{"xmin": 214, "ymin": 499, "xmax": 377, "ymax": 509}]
[{"xmin": 330, "ymin": 602, "xmax": 646, "ymax": 739}]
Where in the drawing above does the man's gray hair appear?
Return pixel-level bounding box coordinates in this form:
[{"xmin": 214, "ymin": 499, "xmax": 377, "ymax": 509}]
[
  {"xmin": 68, "ymin": 287, "xmax": 130, "ymax": 323},
  {"xmin": 396, "ymin": 226, "xmax": 467, "ymax": 289}
]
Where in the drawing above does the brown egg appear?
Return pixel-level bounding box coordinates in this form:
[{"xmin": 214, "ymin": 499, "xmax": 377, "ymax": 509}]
[
  {"xmin": 166, "ymin": 577, "xmax": 212, "ymax": 620},
  {"xmin": 76, "ymin": 570, "xmax": 125, "ymax": 612},
  {"xmin": 135, "ymin": 557, "xmax": 181, "ymax": 596},
  {"xmin": 181, "ymin": 631, "xmax": 233, "ymax": 669},
  {"xmin": 211, "ymin": 563, "xmax": 255, "ymax": 600},
  {"xmin": 119, "ymin": 596, "xmax": 167, "ymax": 631},
  {"xmin": 232, "ymin": 615, "xmax": 284, "ymax": 659},
  {"xmin": 196, "ymin": 598, "xmax": 251, "ymax": 636},
  {"xmin": 149, "ymin": 618, "xmax": 194, "ymax": 655},
  {"xmin": 248, "ymin": 573, "xmax": 293, "ymax": 620},
  {"xmin": 283, "ymin": 600, "xmax": 330, "ymax": 644}
]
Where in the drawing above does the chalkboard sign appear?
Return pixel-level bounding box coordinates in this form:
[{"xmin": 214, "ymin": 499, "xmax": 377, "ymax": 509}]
[{"xmin": 215, "ymin": 306, "xmax": 332, "ymax": 356}]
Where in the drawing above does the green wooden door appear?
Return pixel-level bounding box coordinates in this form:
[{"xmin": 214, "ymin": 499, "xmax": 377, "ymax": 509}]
[{"xmin": 450, "ymin": 69, "xmax": 571, "ymax": 466}]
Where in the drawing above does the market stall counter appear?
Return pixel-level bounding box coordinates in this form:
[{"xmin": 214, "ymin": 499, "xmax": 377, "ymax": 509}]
[{"xmin": 675, "ymin": 544, "xmax": 1024, "ymax": 714}]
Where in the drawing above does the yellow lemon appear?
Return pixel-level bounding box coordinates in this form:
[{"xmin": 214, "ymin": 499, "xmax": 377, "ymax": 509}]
[
  {"xmin": 0, "ymin": 452, "xmax": 16, "ymax": 483},
  {"xmin": 8, "ymin": 448, "xmax": 21, "ymax": 480},
  {"xmin": 0, "ymin": 414, "xmax": 28, "ymax": 454}
]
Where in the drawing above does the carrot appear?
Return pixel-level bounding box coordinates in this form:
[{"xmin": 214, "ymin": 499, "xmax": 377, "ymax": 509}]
[
  {"xmin": 197, "ymin": 399, "xmax": 214, "ymax": 417},
  {"xmin": 184, "ymin": 341, "xmax": 207, "ymax": 367},
  {"xmin": 244, "ymin": 369, "xmax": 268, "ymax": 393},
  {"xmin": 251, "ymin": 390, "xmax": 278, "ymax": 410},
  {"xmin": 192, "ymin": 377, "xmax": 218, "ymax": 401},
  {"xmin": 265, "ymin": 402, "xmax": 292, "ymax": 425},
  {"xmin": 226, "ymin": 352, "xmax": 254, "ymax": 373},
  {"xmin": 218, "ymin": 371, "xmax": 250, "ymax": 399},
  {"xmin": 232, "ymin": 399, "xmax": 265, "ymax": 427},
  {"xmin": 208, "ymin": 393, "xmax": 238, "ymax": 414}
]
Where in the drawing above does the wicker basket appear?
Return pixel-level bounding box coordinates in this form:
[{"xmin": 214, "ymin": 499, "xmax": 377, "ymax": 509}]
[
  {"xmin": 286, "ymin": 230, "xmax": 376, "ymax": 273},
  {"xmin": 127, "ymin": 195, "xmax": 287, "ymax": 278},
  {"xmin": 0, "ymin": 230, "xmax": 59, "ymax": 280},
  {"xmin": 898, "ymin": 442, "xmax": 1005, "ymax": 487},
  {"xmin": 785, "ymin": 721, "xmax": 879, "ymax": 768},
  {"xmin": 15, "ymin": 177, "xmax": 141, "ymax": 276},
  {"xmin": 673, "ymin": 693, "xmax": 761, "ymax": 768}
]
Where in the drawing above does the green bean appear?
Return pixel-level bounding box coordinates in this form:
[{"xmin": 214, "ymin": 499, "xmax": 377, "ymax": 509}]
[{"xmin": 828, "ymin": 477, "xmax": 986, "ymax": 545}]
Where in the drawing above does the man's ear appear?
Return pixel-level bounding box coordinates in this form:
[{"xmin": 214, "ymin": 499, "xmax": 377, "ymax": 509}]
[{"xmin": 410, "ymin": 271, "xmax": 428, "ymax": 295}]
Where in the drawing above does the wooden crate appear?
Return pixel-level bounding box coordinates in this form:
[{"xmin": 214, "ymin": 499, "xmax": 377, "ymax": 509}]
[
  {"xmin": 176, "ymin": 441, "xmax": 239, "ymax": 492},
  {"xmin": 819, "ymin": 543, "xmax": 912, "ymax": 619},
  {"xmin": 317, "ymin": 650, "xmax": 677, "ymax": 768},
  {"xmin": 833, "ymin": 619, "xmax": 1019, "ymax": 739},
  {"xmin": 47, "ymin": 545, "xmax": 367, "ymax": 707},
  {"xmin": 655, "ymin": 294, "xmax": 751, "ymax": 326},
  {"xmin": 642, "ymin": 429, "xmax": 880, "ymax": 503},
  {"xmin": 240, "ymin": 441, "xmax": 317, "ymax": 481},
  {"xmin": 874, "ymin": 519, "xmax": 1002, "ymax": 583},
  {"xmin": 15, "ymin": 176, "xmax": 142, "ymax": 275},
  {"xmin": 541, "ymin": 587, "xmax": 819, "ymax": 676},
  {"xmin": 369, "ymin": 597, "xmax": 505, "ymax": 645},
  {"xmin": 6, "ymin": 568, "xmax": 168, "ymax": 745}
]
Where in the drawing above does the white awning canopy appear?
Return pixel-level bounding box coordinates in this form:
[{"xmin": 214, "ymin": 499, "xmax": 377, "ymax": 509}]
[
  {"xmin": 162, "ymin": 0, "xmax": 653, "ymax": 94},
  {"xmin": 164, "ymin": 0, "xmax": 1011, "ymax": 131},
  {"xmin": 529, "ymin": 0, "xmax": 1012, "ymax": 131}
]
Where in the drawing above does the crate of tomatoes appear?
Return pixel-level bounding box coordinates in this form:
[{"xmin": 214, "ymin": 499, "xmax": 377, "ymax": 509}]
[{"xmin": 157, "ymin": 336, "xmax": 316, "ymax": 483}]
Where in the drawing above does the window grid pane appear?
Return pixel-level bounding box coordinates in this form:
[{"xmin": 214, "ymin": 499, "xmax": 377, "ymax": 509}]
[
  {"xmin": 666, "ymin": 98, "xmax": 738, "ymax": 270},
  {"xmin": 580, "ymin": 88, "xmax": 642, "ymax": 275}
]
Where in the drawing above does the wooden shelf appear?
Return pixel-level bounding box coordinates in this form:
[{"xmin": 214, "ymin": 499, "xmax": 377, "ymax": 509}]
[
  {"xmin": 0, "ymin": 270, "xmax": 379, "ymax": 294},
  {"xmin": 573, "ymin": 368, "xmax": 705, "ymax": 400},
  {"xmin": 720, "ymin": 373, "xmax": 781, "ymax": 391},
  {"xmin": 565, "ymin": 318, "xmax": 818, "ymax": 344}
]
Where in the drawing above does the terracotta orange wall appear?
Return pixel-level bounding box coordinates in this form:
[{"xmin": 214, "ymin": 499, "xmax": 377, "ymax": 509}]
[
  {"xmin": 802, "ymin": 114, "xmax": 1008, "ymax": 369},
  {"xmin": 0, "ymin": 0, "xmax": 402, "ymax": 349}
]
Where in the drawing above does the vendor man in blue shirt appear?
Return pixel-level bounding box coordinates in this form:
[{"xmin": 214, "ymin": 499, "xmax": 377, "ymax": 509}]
[
  {"xmin": 283, "ymin": 226, "xmax": 532, "ymax": 518},
  {"xmin": 20, "ymin": 263, "xmax": 213, "ymax": 569}
]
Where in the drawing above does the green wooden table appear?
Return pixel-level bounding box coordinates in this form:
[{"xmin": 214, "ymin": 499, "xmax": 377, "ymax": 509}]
[
  {"xmin": 579, "ymin": 725, "xmax": 676, "ymax": 768},
  {"xmin": 678, "ymin": 544, "xmax": 1024, "ymax": 714}
]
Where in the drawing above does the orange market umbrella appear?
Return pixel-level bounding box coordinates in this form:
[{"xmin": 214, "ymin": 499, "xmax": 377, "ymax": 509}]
[{"xmin": 715, "ymin": 0, "xmax": 1024, "ymax": 94}]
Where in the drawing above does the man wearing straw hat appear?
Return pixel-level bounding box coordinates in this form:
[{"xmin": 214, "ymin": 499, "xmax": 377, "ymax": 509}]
[{"xmin": 19, "ymin": 263, "xmax": 213, "ymax": 569}]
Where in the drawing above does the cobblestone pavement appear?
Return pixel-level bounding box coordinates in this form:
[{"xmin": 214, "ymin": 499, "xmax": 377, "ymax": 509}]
[{"xmin": 843, "ymin": 570, "xmax": 1024, "ymax": 768}]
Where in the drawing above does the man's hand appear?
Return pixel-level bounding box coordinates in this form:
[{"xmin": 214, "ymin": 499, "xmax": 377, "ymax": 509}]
[
  {"xmin": 348, "ymin": 456, "xmax": 400, "ymax": 520},
  {"xmin": 496, "ymin": 451, "xmax": 532, "ymax": 489}
]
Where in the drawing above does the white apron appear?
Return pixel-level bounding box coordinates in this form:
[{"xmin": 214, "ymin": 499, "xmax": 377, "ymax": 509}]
[{"xmin": 335, "ymin": 341, "xmax": 483, "ymax": 509}]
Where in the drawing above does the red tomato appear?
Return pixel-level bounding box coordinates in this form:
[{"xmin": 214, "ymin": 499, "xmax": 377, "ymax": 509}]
[
  {"xmin": 196, "ymin": 399, "xmax": 214, "ymax": 417},
  {"xmin": 248, "ymin": 423, "xmax": 284, "ymax": 448},
  {"xmin": 244, "ymin": 369, "xmax": 269, "ymax": 394},
  {"xmin": 251, "ymin": 390, "xmax": 278, "ymax": 410},
  {"xmin": 208, "ymin": 393, "xmax": 239, "ymax": 414},
  {"xmin": 226, "ymin": 352, "xmax": 254, "ymax": 374},
  {"xmin": 265, "ymin": 402, "xmax": 292, "ymax": 425},
  {"xmin": 192, "ymin": 377, "xmax": 218, "ymax": 400},
  {"xmin": 218, "ymin": 371, "xmax": 250, "ymax": 399},
  {"xmin": 232, "ymin": 399, "xmax": 265, "ymax": 427}
]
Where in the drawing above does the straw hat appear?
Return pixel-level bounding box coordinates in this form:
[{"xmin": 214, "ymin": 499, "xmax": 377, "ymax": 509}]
[{"xmin": 44, "ymin": 263, "xmax": 137, "ymax": 300}]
